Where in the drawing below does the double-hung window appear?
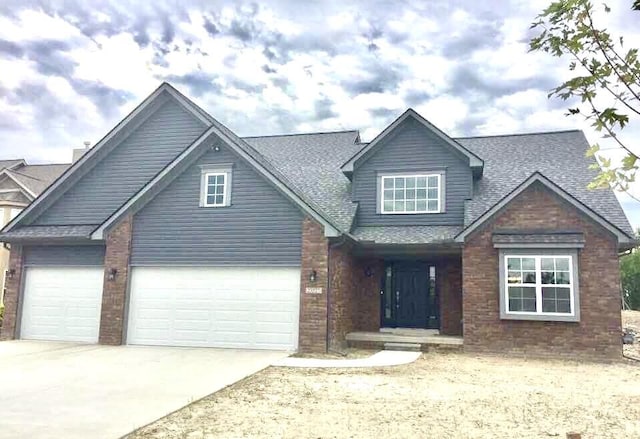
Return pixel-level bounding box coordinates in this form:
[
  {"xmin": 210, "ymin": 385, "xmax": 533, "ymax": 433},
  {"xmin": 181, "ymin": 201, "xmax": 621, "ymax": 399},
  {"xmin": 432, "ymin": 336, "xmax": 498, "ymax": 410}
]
[
  {"xmin": 380, "ymin": 173, "xmax": 443, "ymax": 214},
  {"xmin": 500, "ymin": 252, "xmax": 579, "ymax": 322},
  {"xmin": 200, "ymin": 165, "xmax": 233, "ymax": 207}
]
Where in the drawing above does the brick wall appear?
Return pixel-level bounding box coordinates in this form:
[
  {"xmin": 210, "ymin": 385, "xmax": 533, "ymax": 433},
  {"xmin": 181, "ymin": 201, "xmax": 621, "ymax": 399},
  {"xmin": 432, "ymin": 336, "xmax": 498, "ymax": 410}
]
[
  {"xmin": 98, "ymin": 215, "xmax": 133, "ymax": 345},
  {"xmin": 439, "ymin": 257, "xmax": 462, "ymax": 335},
  {"xmin": 462, "ymin": 183, "xmax": 622, "ymax": 361},
  {"xmin": 298, "ymin": 217, "xmax": 329, "ymax": 352},
  {"xmin": 328, "ymin": 243, "xmax": 382, "ymax": 349},
  {"xmin": 0, "ymin": 244, "xmax": 23, "ymax": 340}
]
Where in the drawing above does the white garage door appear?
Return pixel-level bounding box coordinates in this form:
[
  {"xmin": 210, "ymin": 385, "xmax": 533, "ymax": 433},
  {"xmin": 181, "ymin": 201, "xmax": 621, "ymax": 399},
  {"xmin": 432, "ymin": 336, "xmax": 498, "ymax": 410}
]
[
  {"xmin": 127, "ymin": 267, "xmax": 300, "ymax": 350},
  {"xmin": 20, "ymin": 267, "xmax": 104, "ymax": 343}
]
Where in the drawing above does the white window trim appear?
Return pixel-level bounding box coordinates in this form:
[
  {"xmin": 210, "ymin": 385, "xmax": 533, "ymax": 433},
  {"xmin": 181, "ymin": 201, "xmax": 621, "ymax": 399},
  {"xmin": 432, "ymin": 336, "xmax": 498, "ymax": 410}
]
[
  {"xmin": 379, "ymin": 173, "xmax": 443, "ymax": 215},
  {"xmin": 499, "ymin": 249, "xmax": 580, "ymax": 322},
  {"xmin": 199, "ymin": 164, "xmax": 233, "ymax": 208}
]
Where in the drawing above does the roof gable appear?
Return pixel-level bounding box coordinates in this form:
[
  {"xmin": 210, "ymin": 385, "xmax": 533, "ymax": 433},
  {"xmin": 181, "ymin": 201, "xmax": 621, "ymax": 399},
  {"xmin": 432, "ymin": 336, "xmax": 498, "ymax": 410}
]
[
  {"xmin": 455, "ymin": 171, "xmax": 637, "ymax": 248},
  {"xmin": 341, "ymin": 109, "xmax": 484, "ymax": 178},
  {"xmin": 2, "ymin": 83, "xmax": 209, "ymax": 234}
]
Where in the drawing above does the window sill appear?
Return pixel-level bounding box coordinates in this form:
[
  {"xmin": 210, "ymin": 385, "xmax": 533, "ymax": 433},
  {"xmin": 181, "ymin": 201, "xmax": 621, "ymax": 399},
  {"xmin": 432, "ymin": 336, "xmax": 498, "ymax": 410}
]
[
  {"xmin": 500, "ymin": 312, "xmax": 580, "ymax": 323},
  {"xmin": 199, "ymin": 204, "xmax": 232, "ymax": 208},
  {"xmin": 379, "ymin": 211, "xmax": 444, "ymax": 215}
]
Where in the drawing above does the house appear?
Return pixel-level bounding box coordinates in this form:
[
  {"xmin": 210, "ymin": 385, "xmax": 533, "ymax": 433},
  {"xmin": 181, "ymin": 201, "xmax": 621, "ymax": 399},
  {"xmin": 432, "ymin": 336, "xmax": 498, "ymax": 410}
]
[
  {"xmin": 0, "ymin": 160, "xmax": 69, "ymax": 305},
  {"xmin": 0, "ymin": 83, "xmax": 635, "ymax": 360}
]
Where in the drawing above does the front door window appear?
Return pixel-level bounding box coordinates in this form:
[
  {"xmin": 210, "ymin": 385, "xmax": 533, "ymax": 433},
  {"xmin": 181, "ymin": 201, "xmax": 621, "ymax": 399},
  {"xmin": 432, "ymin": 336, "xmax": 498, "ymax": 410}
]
[{"xmin": 380, "ymin": 262, "xmax": 439, "ymax": 329}]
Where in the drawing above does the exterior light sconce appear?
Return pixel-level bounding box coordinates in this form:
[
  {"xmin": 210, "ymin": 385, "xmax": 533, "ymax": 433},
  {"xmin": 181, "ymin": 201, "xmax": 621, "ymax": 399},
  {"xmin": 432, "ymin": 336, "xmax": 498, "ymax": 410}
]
[
  {"xmin": 364, "ymin": 266, "xmax": 373, "ymax": 277},
  {"xmin": 309, "ymin": 269, "xmax": 317, "ymax": 283},
  {"xmin": 213, "ymin": 144, "xmax": 221, "ymax": 152},
  {"xmin": 108, "ymin": 268, "xmax": 118, "ymax": 281},
  {"xmin": 7, "ymin": 268, "xmax": 15, "ymax": 280}
]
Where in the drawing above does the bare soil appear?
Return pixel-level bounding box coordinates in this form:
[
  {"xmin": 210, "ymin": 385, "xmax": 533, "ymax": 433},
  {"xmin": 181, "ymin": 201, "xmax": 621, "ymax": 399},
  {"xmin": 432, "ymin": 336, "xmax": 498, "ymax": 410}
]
[
  {"xmin": 624, "ymin": 310, "xmax": 640, "ymax": 360},
  {"xmin": 128, "ymin": 344, "xmax": 640, "ymax": 438}
]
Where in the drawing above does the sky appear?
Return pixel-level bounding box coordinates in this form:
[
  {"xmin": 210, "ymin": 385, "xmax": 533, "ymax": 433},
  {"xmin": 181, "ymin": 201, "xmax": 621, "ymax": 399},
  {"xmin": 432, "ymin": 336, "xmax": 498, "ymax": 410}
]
[{"xmin": 0, "ymin": 0, "xmax": 639, "ymax": 230}]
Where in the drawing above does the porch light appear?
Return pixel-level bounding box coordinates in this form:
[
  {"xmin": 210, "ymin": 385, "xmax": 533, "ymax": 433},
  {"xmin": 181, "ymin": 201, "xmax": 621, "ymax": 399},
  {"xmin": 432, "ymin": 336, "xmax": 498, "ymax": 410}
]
[
  {"xmin": 108, "ymin": 268, "xmax": 118, "ymax": 281},
  {"xmin": 309, "ymin": 269, "xmax": 317, "ymax": 283}
]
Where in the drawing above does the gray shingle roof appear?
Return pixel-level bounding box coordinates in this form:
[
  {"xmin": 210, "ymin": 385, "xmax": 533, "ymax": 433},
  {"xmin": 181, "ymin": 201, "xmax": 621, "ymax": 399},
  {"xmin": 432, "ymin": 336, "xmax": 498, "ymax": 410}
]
[
  {"xmin": 6, "ymin": 164, "xmax": 69, "ymax": 195},
  {"xmin": 456, "ymin": 130, "xmax": 634, "ymax": 237},
  {"xmin": 353, "ymin": 225, "xmax": 463, "ymax": 244},
  {"xmin": 0, "ymin": 225, "xmax": 96, "ymax": 240},
  {"xmin": 244, "ymin": 131, "xmax": 361, "ymax": 231},
  {"xmin": 492, "ymin": 230, "xmax": 585, "ymax": 246},
  {"xmin": 0, "ymin": 159, "xmax": 25, "ymax": 170}
]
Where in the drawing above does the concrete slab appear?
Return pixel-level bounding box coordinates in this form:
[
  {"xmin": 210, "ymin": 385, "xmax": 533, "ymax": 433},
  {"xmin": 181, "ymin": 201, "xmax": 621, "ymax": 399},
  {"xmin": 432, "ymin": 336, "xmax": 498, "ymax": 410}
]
[
  {"xmin": 272, "ymin": 350, "xmax": 421, "ymax": 368},
  {"xmin": 0, "ymin": 340, "xmax": 287, "ymax": 439}
]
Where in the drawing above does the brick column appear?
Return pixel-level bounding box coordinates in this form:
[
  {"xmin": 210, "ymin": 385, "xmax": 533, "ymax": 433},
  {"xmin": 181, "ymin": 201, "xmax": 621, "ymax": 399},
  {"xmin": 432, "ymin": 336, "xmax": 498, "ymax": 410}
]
[
  {"xmin": 0, "ymin": 244, "xmax": 23, "ymax": 340},
  {"xmin": 99, "ymin": 215, "xmax": 133, "ymax": 345},
  {"xmin": 298, "ymin": 217, "xmax": 329, "ymax": 353}
]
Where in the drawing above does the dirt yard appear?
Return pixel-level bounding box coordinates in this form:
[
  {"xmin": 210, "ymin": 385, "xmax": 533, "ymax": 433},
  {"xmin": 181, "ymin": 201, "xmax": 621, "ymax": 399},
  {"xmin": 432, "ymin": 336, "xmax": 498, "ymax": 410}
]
[{"xmin": 129, "ymin": 345, "xmax": 640, "ymax": 438}]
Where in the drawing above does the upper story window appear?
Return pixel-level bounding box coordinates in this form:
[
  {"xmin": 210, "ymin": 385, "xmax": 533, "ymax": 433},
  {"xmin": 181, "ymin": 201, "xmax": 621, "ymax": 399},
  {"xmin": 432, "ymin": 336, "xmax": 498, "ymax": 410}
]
[
  {"xmin": 499, "ymin": 252, "xmax": 579, "ymax": 322},
  {"xmin": 380, "ymin": 173, "xmax": 442, "ymax": 214},
  {"xmin": 200, "ymin": 165, "xmax": 233, "ymax": 208}
]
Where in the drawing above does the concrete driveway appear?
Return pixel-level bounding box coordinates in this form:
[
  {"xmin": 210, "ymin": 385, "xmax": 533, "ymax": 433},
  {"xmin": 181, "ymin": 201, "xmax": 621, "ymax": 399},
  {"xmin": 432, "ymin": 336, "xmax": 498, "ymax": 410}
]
[{"xmin": 0, "ymin": 340, "xmax": 288, "ymax": 439}]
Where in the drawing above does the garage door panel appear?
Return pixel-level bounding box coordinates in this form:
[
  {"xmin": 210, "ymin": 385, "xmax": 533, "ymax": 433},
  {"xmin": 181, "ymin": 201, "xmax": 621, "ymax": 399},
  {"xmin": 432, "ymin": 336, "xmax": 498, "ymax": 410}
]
[
  {"xmin": 21, "ymin": 267, "xmax": 103, "ymax": 343},
  {"xmin": 127, "ymin": 267, "xmax": 300, "ymax": 350}
]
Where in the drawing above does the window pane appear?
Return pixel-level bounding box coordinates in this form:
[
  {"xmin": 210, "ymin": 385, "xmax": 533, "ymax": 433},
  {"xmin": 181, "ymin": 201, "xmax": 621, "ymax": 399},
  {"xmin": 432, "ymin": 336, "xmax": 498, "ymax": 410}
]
[
  {"xmin": 416, "ymin": 200, "xmax": 427, "ymax": 211},
  {"xmin": 395, "ymin": 178, "xmax": 405, "ymax": 189},
  {"xmin": 207, "ymin": 175, "xmax": 217, "ymax": 185},
  {"xmin": 508, "ymin": 287, "xmax": 536, "ymax": 312},
  {"xmin": 522, "ymin": 271, "xmax": 535, "ymax": 283},
  {"xmin": 541, "ymin": 271, "xmax": 555, "ymax": 284},
  {"xmin": 416, "ymin": 189, "xmax": 427, "ymax": 199},
  {"xmin": 507, "ymin": 258, "xmax": 521, "ymax": 270},
  {"xmin": 427, "ymin": 200, "xmax": 438, "ymax": 211},
  {"xmin": 206, "ymin": 195, "xmax": 216, "ymax": 205},
  {"xmin": 541, "ymin": 258, "xmax": 554, "ymax": 271},
  {"xmin": 394, "ymin": 189, "xmax": 404, "ymax": 200},
  {"xmin": 394, "ymin": 201, "xmax": 405, "ymax": 211},
  {"xmin": 427, "ymin": 176, "xmax": 438, "ymax": 187},
  {"xmin": 218, "ymin": 175, "xmax": 226, "ymax": 184},
  {"xmin": 406, "ymin": 189, "xmax": 416, "ymax": 200},
  {"xmin": 383, "ymin": 189, "xmax": 394, "ymax": 201},
  {"xmin": 215, "ymin": 195, "xmax": 224, "ymax": 205},
  {"xmin": 557, "ymin": 300, "xmax": 571, "ymax": 313},
  {"xmin": 542, "ymin": 287, "xmax": 571, "ymax": 314},
  {"xmin": 383, "ymin": 178, "xmax": 393, "ymax": 189},
  {"xmin": 406, "ymin": 200, "xmax": 416, "ymax": 211},
  {"xmin": 427, "ymin": 188, "xmax": 438, "ymax": 199},
  {"xmin": 507, "ymin": 271, "xmax": 521, "ymax": 284},
  {"xmin": 383, "ymin": 200, "xmax": 394, "ymax": 211},
  {"xmin": 521, "ymin": 258, "xmax": 535, "ymax": 270},
  {"xmin": 215, "ymin": 186, "xmax": 224, "ymax": 195},
  {"xmin": 556, "ymin": 258, "xmax": 570, "ymax": 271},
  {"xmin": 416, "ymin": 177, "xmax": 427, "ymax": 188},
  {"xmin": 406, "ymin": 178, "xmax": 415, "ymax": 189},
  {"xmin": 523, "ymin": 298, "xmax": 536, "ymax": 312},
  {"xmin": 556, "ymin": 271, "xmax": 570, "ymax": 284}
]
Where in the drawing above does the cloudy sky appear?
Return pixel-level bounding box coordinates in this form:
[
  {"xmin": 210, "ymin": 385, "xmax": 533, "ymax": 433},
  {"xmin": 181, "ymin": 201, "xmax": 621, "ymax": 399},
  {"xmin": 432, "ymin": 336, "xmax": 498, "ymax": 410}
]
[{"xmin": 0, "ymin": 0, "xmax": 639, "ymax": 230}]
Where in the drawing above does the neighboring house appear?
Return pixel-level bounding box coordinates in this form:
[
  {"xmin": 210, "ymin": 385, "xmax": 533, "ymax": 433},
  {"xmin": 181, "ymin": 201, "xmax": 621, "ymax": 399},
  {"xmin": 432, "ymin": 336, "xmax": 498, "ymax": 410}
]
[
  {"xmin": 0, "ymin": 160, "xmax": 69, "ymax": 305},
  {"xmin": 0, "ymin": 83, "xmax": 635, "ymax": 360}
]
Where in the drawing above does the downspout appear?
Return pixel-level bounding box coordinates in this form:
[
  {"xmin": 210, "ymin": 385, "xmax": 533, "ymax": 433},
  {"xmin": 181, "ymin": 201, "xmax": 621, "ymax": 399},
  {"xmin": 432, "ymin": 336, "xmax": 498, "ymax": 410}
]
[{"xmin": 327, "ymin": 234, "xmax": 348, "ymax": 353}]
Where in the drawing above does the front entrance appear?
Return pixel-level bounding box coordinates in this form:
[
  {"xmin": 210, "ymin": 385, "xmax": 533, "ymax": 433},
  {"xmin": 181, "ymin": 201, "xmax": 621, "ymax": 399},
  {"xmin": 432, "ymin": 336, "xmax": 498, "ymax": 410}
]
[{"xmin": 381, "ymin": 262, "xmax": 438, "ymax": 329}]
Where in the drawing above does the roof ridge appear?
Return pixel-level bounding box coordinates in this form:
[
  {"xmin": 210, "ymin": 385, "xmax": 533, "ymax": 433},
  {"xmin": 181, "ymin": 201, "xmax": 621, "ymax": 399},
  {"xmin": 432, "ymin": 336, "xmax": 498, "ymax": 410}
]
[
  {"xmin": 243, "ymin": 129, "xmax": 359, "ymax": 139},
  {"xmin": 455, "ymin": 129, "xmax": 582, "ymax": 139}
]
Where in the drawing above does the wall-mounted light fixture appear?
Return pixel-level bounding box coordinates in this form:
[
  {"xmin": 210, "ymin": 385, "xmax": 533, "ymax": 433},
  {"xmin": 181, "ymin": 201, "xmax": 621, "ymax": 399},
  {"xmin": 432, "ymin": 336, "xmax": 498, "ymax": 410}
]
[
  {"xmin": 364, "ymin": 266, "xmax": 373, "ymax": 277},
  {"xmin": 7, "ymin": 268, "xmax": 15, "ymax": 280},
  {"xmin": 107, "ymin": 268, "xmax": 118, "ymax": 281},
  {"xmin": 213, "ymin": 144, "xmax": 221, "ymax": 152},
  {"xmin": 309, "ymin": 269, "xmax": 317, "ymax": 283}
]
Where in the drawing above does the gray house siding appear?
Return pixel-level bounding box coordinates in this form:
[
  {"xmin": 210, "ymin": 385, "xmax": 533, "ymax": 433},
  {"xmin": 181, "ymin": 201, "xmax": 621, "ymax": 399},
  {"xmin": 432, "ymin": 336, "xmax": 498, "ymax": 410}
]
[
  {"xmin": 353, "ymin": 118, "xmax": 472, "ymax": 226},
  {"xmin": 32, "ymin": 99, "xmax": 206, "ymax": 226},
  {"xmin": 131, "ymin": 146, "xmax": 303, "ymax": 266},
  {"xmin": 23, "ymin": 245, "xmax": 105, "ymax": 266}
]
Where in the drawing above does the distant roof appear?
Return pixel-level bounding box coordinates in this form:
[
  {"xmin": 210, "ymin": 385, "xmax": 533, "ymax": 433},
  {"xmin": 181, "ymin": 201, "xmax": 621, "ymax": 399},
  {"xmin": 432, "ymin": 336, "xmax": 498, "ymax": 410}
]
[
  {"xmin": 6, "ymin": 164, "xmax": 70, "ymax": 195},
  {"xmin": 0, "ymin": 159, "xmax": 26, "ymax": 170}
]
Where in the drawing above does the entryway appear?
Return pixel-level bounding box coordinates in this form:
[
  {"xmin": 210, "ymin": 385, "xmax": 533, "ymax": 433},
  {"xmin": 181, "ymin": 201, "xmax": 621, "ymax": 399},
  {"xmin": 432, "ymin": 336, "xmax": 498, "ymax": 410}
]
[{"xmin": 381, "ymin": 261, "xmax": 439, "ymax": 329}]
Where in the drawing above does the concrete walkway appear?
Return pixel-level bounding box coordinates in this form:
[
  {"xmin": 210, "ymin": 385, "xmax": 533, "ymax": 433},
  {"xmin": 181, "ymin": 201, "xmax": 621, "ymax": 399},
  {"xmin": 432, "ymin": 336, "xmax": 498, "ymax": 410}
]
[
  {"xmin": 0, "ymin": 340, "xmax": 287, "ymax": 439},
  {"xmin": 272, "ymin": 350, "xmax": 421, "ymax": 368}
]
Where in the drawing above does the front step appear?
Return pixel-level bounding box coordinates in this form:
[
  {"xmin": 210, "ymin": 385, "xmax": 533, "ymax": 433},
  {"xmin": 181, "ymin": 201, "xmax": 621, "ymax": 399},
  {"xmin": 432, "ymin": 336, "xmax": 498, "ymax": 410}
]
[{"xmin": 384, "ymin": 342, "xmax": 421, "ymax": 351}]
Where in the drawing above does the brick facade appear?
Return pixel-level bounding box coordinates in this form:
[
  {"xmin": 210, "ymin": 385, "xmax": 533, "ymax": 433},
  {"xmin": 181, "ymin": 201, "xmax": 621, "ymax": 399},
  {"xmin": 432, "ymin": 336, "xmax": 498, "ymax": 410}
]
[
  {"xmin": 0, "ymin": 244, "xmax": 23, "ymax": 340},
  {"xmin": 98, "ymin": 215, "xmax": 133, "ymax": 345},
  {"xmin": 298, "ymin": 217, "xmax": 329, "ymax": 352},
  {"xmin": 328, "ymin": 242, "xmax": 382, "ymax": 349},
  {"xmin": 462, "ymin": 183, "xmax": 622, "ymax": 360},
  {"xmin": 438, "ymin": 257, "xmax": 462, "ymax": 335}
]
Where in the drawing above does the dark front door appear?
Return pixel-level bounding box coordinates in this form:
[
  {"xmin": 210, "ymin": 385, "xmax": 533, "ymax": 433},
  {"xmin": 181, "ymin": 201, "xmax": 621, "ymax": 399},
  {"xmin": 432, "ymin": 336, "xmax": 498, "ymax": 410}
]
[{"xmin": 381, "ymin": 262, "xmax": 439, "ymax": 329}]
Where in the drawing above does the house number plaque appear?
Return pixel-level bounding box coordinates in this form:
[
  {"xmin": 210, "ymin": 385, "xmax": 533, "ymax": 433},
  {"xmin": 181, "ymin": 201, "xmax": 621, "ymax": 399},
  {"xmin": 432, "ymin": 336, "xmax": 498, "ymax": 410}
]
[{"xmin": 305, "ymin": 287, "xmax": 323, "ymax": 294}]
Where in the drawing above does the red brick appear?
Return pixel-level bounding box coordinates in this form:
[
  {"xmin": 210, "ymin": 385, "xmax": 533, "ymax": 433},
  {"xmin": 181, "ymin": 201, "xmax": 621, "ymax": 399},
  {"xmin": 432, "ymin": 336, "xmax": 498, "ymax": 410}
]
[{"xmin": 0, "ymin": 244, "xmax": 23, "ymax": 340}]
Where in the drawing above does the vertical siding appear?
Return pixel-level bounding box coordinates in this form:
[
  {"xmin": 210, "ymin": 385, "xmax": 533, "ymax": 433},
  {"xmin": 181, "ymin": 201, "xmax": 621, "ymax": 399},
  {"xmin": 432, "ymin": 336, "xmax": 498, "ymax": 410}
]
[
  {"xmin": 24, "ymin": 245, "xmax": 105, "ymax": 266},
  {"xmin": 353, "ymin": 118, "xmax": 472, "ymax": 226},
  {"xmin": 131, "ymin": 146, "xmax": 303, "ymax": 266},
  {"xmin": 33, "ymin": 99, "xmax": 206, "ymax": 225}
]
